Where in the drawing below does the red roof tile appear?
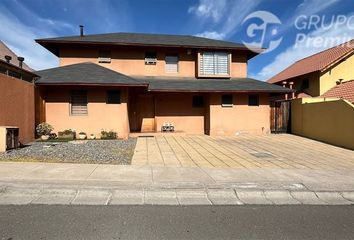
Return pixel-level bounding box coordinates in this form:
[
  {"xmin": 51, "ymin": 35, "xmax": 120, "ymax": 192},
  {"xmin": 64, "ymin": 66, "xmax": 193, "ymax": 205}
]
[
  {"xmin": 0, "ymin": 41, "xmax": 33, "ymax": 71},
  {"xmin": 322, "ymin": 80, "xmax": 354, "ymax": 104},
  {"xmin": 268, "ymin": 39, "xmax": 354, "ymax": 84}
]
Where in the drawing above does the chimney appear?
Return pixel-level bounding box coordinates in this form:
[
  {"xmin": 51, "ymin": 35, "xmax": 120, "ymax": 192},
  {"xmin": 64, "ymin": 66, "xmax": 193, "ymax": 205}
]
[
  {"xmin": 336, "ymin": 79, "xmax": 344, "ymax": 85},
  {"xmin": 80, "ymin": 25, "xmax": 84, "ymax": 37},
  {"xmin": 4, "ymin": 55, "xmax": 12, "ymax": 63},
  {"xmin": 17, "ymin": 57, "xmax": 24, "ymax": 68}
]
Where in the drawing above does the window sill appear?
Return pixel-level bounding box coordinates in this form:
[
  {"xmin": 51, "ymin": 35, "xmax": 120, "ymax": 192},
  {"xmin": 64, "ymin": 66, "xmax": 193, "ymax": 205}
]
[
  {"xmin": 198, "ymin": 74, "xmax": 231, "ymax": 78},
  {"xmin": 221, "ymin": 104, "xmax": 233, "ymax": 108}
]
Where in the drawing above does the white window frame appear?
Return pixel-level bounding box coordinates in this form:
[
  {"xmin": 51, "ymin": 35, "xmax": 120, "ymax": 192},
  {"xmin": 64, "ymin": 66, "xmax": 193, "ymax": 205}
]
[{"xmin": 198, "ymin": 52, "xmax": 231, "ymax": 77}]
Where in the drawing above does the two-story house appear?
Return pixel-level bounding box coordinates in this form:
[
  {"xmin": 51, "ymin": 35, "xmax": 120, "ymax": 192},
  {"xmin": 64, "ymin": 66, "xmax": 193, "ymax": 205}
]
[
  {"xmin": 35, "ymin": 30, "xmax": 291, "ymax": 139},
  {"xmin": 268, "ymin": 39, "xmax": 354, "ymax": 98}
]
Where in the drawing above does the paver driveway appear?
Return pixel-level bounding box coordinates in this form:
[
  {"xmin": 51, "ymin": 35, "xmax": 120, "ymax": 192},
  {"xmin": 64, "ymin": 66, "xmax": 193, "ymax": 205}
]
[{"xmin": 132, "ymin": 134, "xmax": 354, "ymax": 170}]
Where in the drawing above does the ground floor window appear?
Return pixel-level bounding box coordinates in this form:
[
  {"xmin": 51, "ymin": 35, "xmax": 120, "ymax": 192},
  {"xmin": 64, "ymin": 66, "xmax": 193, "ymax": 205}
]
[
  {"xmin": 248, "ymin": 95, "xmax": 259, "ymax": 106},
  {"xmin": 192, "ymin": 96, "xmax": 204, "ymax": 108},
  {"xmin": 106, "ymin": 90, "xmax": 121, "ymax": 104},
  {"xmin": 70, "ymin": 90, "xmax": 88, "ymax": 115},
  {"xmin": 221, "ymin": 94, "xmax": 233, "ymax": 107}
]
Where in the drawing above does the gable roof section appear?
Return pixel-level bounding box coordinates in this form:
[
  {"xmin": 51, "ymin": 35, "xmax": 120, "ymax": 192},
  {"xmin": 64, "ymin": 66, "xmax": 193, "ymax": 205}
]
[
  {"xmin": 137, "ymin": 76, "xmax": 293, "ymax": 93},
  {"xmin": 322, "ymin": 80, "xmax": 354, "ymax": 103},
  {"xmin": 0, "ymin": 41, "xmax": 33, "ymax": 71},
  {"xmin": 36, "ymin": 32, "xmax": 263, "ymax": 57},
  {"xmin": 268, "ymin": 39, "xmax": 354, "ymax": 84},
  {"xmin": 35, "ymin": 62, "xmax": 145, "ymax": 86}
]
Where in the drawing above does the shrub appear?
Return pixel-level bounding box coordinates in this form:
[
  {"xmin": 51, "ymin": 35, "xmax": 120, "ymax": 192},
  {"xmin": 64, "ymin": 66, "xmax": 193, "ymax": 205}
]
[
  {"xmin": 101, "ymin": 130, "xmax": 117, "ymax": 139},
  {"xmin": 36, "ymin": 122, "xmax": 54, "ymax": 136}
]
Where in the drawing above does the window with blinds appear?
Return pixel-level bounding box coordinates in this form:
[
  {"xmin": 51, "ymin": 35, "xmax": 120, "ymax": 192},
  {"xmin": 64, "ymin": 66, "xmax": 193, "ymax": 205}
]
[
  {"xmin": 199, "ymin": 52, "xmax": 230, "ymax": 76},
  {"xmin": 70, "ymin": 90, "xmax": 88, "ymax": 115},
  {"xmin": 165, "ymin": 55, "xmax": 178, "ymax": 73}
]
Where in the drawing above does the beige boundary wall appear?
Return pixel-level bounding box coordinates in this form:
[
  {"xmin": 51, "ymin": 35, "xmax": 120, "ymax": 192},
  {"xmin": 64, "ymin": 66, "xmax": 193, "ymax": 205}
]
[{"xmin": 291, "ymin": 97, "xmax": 354, "ymax": 150}]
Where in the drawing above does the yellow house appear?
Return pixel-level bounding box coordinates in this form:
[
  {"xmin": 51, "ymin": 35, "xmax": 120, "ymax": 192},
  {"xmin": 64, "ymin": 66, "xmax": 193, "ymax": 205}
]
[{"xmin": 268, "ymin": 39, "xmax": 354, "ymax": 97}]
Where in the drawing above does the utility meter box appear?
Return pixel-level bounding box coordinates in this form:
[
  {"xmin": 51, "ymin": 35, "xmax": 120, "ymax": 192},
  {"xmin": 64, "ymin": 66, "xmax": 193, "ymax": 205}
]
[{"xmin": 0, "ymin": 126, "xmax": 19, "ymax": 152}]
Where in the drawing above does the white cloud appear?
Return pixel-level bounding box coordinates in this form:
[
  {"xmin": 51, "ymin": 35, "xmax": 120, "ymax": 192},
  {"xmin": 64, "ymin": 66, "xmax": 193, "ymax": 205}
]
[
  {"xmin": 253, "ymin": 19, "xmax": 354, "ymax": 81},
  {"xmin": 0, "ymin": 1, "xmax": 78, "ymax": 70},
  {"xmin": 195, "ymin": 31, "xmax": 225, "ymax": 40},
  {"xmin": 0, "ymin": 10, "xmax": 58, "ymax": 70},
  {"xmin": 190, "ymin": 0, "xmax": 262, "ymax": 40},
  {"xmin": 188, "ymin": 0, "xmax": 227, "ymax": 23}
]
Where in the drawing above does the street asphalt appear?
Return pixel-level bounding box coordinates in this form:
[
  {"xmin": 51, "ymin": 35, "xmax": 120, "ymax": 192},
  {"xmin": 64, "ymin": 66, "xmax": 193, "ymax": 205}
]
[{"xmin": 1, "ymin": 205, "xmax": 354, "ymax": 240}]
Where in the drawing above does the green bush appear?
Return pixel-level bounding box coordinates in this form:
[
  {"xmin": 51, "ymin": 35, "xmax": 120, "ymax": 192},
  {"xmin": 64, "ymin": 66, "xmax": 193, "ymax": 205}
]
[{"xmin": 101, "ymin": 130, "xmax": 117, "ymax": 139}]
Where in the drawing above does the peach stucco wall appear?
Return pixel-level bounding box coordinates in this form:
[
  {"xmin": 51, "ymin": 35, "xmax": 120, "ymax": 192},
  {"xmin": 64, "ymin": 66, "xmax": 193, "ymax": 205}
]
[
  {"xmin": 208, "ymin": 93, "xmax": 270, "ymax": 135},
  {"xmin": 0, "ymin": 73, "xmax": 35, "ymax": 144},
  {"xmin": 59, "ymin": 47, "xmax": 248, "ymax": 78},
  {"xmin": 154, "ymin": 93, "xmax": 205, "ymax": 134},
  {"xmin": 44, "ymin": 86, "xmax": 130, "ymax": 139}
]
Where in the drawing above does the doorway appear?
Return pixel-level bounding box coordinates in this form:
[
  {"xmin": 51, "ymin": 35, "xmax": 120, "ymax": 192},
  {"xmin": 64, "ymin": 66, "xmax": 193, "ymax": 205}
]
[{"xmin": 129, "ymin": 91, "xmax": 155, "ymax": 132}]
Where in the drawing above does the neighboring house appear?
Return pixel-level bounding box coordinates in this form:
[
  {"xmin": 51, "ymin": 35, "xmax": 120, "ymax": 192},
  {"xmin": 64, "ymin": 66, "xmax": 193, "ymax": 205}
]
[
  {"xmin": 268, "ymin": 39, "xmax": 354, "ymax": 97},
  {"xmin": 0, "ymin": 42, "xmax": 37, "ymax": 146},
  {"xmin": 35, "ymin": 30, "xmax": 291, "ymax": 139},
  {"xmin": 0, "ymin": 41, "xmax": 33, "ymax": 72}
]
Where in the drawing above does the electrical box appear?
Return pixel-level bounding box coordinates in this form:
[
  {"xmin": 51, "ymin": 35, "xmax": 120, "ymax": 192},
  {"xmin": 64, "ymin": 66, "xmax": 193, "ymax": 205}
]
[{"xmin": 0, "ymin": 127, "xmax": 19, "ymax": 152}]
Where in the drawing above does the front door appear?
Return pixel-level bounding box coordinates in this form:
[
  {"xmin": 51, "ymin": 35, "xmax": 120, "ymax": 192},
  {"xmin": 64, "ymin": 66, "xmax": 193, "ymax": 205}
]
[{"xmin": 137, "ymin": 95, "xmax": 155, "ymax": 132}]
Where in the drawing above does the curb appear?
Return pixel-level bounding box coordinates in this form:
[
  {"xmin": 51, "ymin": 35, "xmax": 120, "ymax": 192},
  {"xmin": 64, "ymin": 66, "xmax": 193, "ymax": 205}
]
[{"xmin": 0, "ymin": 183, "xmax": 353, "ymax": 206}]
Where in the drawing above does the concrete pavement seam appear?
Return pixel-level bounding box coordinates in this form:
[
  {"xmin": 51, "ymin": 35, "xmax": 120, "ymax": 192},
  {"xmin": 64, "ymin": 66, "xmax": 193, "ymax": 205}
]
[
  {"xmin": 339, "ymin": 192, "xmax": 354, "ymax": 204},
  {"xmin": 70, "ymin": 188, "xmax": 80, "ymax": 205},
  {"xmin": 105, "ymin": 190, "xmax": 113, "ymax": 205},
  {"xmin": 233, "ymin": 189, "xmax": 245, "ymax": 205}
]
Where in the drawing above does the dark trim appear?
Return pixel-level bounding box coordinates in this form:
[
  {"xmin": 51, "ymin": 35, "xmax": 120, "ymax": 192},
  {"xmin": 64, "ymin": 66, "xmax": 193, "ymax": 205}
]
[
  {"xmin": 147, "ymin": 89, "xmax": 294, "ymax": 93},
  {"xmin": 35, "ymin": 83, "xmax": 148, "ymax": 87}
]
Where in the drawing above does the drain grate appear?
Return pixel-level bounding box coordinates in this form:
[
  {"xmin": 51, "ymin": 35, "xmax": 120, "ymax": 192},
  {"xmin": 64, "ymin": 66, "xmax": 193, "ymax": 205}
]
[{"xmin": 250, "ymin": 152, "xmax": 274, "ymax": 158}]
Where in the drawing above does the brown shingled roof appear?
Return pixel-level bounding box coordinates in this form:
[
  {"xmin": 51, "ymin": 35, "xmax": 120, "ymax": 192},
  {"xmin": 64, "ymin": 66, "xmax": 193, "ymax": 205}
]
[
  {"xmin": 268, "ymin": 39, "xmax": 354, "ymax": 84},
  {"xmin": 322, "ymin": 80, "xmax": 354, "ymax": 104},
  {"xmin": 0, "ymin": 41, "xmax": 33, "ymax": 71}
]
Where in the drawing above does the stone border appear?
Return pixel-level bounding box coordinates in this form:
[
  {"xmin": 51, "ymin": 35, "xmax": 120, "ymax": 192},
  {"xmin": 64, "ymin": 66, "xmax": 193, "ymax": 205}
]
[{"xmin": 0, "ymin": 184, "xmax": 353, "ymax": 205}]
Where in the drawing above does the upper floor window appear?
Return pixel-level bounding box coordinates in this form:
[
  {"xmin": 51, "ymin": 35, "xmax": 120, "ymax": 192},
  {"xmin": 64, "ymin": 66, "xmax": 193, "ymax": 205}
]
[
  {"xmin": 70, "ymin": 90, "xmax": 88, "ymax": 116},
  {"xmin": 199, "ymin": 52, "xmax": 230, "ymax": 76},
  {"xmin": 98, "ymin": 50, "xmax": 111, "ymax": 63},
  {"xmin": 301, "ymin": 79, "xmax": 309, "ymax": 90},
  {"xmin": 165, "ymin": 55, "xmax": 178, "ymax": 73},
  {"xmin": 145, "ymin": 52, "xmax": 157, "ymax": 65}
]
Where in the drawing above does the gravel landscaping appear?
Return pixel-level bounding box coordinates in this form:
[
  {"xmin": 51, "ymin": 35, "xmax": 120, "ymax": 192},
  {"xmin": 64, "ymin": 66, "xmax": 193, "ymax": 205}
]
[{"xmin": 0, "ymin": 139, "xmax": 137, "ymax": 165}]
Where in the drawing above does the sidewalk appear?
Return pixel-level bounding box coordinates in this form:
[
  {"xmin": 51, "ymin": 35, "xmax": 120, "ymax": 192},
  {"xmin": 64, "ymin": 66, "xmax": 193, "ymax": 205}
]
[{"xmin": 1, "ymin": 161, "xmax": 354, "ymax": 205}]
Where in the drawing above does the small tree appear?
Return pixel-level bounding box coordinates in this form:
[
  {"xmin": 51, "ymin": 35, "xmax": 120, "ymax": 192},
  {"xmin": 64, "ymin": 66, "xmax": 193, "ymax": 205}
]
[{"xmin": 36, "ymin": 122, "xmax": 54, "ymax": 136}]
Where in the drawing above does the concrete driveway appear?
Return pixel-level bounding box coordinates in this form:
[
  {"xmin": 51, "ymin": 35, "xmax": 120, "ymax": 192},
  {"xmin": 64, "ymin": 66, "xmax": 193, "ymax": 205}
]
[{"xmin": 132, "ymin": 134, "xmax": 354, "ymax": 170}]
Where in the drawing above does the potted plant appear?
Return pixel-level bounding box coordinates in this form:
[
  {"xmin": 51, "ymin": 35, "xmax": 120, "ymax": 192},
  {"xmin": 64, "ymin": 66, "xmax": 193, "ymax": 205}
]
[
  {"xmin": 36, "ymin": 122, "xmax": 54, "ymax": 140},
  {"xmin": 78, "ymin": 132, "xmax": 87, "ymax": 140},
  {"xmin": 58, "ymin": 129, "xmax": 76, "ymax": 139},
  {"xmin": 89, "ymin": 134, "xmax": 96, "ymax": 140}
]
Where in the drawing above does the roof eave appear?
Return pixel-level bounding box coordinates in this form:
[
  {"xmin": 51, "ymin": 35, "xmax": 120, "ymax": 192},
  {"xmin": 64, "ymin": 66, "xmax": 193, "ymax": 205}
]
[
  {"xmin": 147, "ymin": 89, "xmax": 294, "ymax": 93},
  {"xmin": 35, "ymin": 82, "xmax": 148, "ymax": 87},
  {"xmin": 35, "ymin": 39, "xmax": 263, "ymax": 56}
]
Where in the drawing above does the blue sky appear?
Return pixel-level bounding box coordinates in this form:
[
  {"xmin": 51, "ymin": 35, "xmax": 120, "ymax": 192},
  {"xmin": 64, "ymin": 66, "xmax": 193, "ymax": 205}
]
[{"xmin": 1, "ymin": 0, "xmax": 353, "ymax": 80}]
